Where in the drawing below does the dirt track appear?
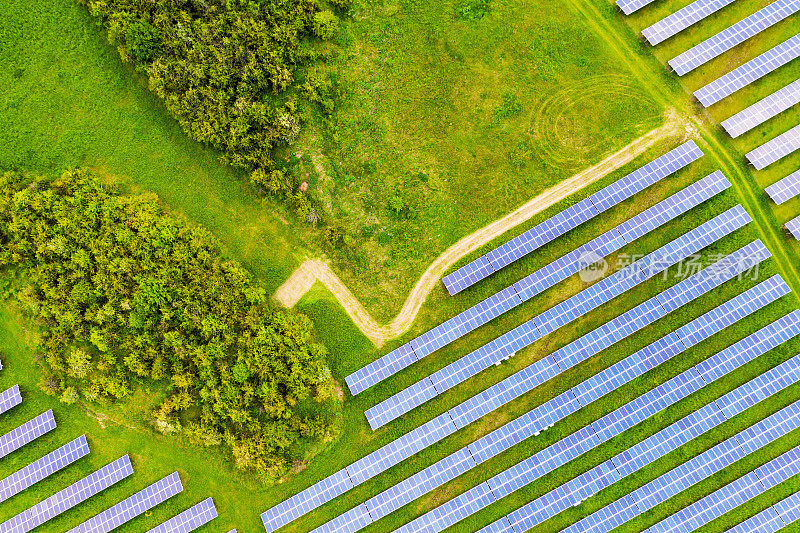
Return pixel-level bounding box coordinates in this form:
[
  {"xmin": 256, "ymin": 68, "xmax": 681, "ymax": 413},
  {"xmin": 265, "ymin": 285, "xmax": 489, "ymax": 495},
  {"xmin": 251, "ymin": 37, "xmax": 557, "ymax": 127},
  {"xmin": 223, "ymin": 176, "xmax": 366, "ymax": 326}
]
[{"xmin": 273, "ymin": 110, "xmax": 690, "ymax": 347}]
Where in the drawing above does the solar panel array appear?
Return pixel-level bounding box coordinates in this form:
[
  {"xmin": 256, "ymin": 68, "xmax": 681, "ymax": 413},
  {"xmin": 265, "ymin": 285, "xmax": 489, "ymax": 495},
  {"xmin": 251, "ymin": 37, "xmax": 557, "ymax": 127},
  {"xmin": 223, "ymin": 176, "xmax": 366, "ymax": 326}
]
[
  {"xmin": 480, "ymin": 332, "xmax": 800, "ymax": 533},
  {"xmin": 147, "ymin": 498, "xmax": 218, "ymax": 533},
  {"xmin": 617, "ymin": 0, "xmax": 657, "ymax": 15},
  {"xmin": 650, "ymin": 445, "xmax": 800, "ymax": 533},
  {"xmin": 721, "ymin": 78, "xmax": 800, "ymax": 137},
  {"xmin": 563, "ymin": 398, "xmax": 800, "ymax": 533},
  {"xmin": 262, "ymin": 240, "xmax": 771, "ymax": 533},
  {"xmin": 0, "ymin": 410, "xmax": 56, "ymax": 459},
  {"xmin": 0, "ymin": 455, "xmax": 133, "ymax": 533},
  {"xmin": 766, "ymin": 170, "xmax": 800, "ymax": 204},
  {"xmin": 365, "ymin": 205, "xmax": 751, "ymax": 428},
  {"xmin": 746, "ymin": 124, "xmax": 800, "ymax": 170},
  {"xmin": 695, "ymin": 32, "xmax": 800, "ymax": 107},
  {"xmin": 668, "ymin": 0, "xmax": 800, "ymax": 76},
  {"xmin": 67, "ymin": 472, "xmax": 183, "ymax": 533},
  {"xmin": 439, "ymin": 141, "xmax": 703, "ymax": 297},
  {"xmin": 642, "ymin": 0, "xmax": 736, "ymax": 46},
  {"xmin": 354, "ymin": 171, "xmax": 727, "ymax": 404},
  {"xmin": 0, "ymin": 384, "xmax": 22, "ymax": 415},
  {"xmin": 394, "ymin": 310, "xmax": 800, "ymax": 533},
  {"xmin": 316, "ymin": 274, "xmax": 785, "ymax": 533},
  {"xmin": 786, "ymin": 215, "xmax": 800, "ymax": 239},
  {"xmin": 0, "ymin": 435, "xmax": 90, "ymax": 504},
  {"xmin": 364, "ymin": 173, "xmax": 731, "ymax": 428},
  {"xmin": 730, "ymin": 490, "xmax": 800, "ymax": 532}
]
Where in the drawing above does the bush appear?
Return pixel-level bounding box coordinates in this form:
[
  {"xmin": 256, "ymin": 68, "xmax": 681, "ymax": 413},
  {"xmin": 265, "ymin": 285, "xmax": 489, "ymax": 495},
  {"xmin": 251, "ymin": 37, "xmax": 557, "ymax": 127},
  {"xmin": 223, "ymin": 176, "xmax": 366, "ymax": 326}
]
[
  {"xmin": 124, "ymin": 20, "xmax": 161, "ymax": 63},
  {"xmin": 457, "ymin": 0, "xmax": 491, "ymax": 20},
  {"xmin": 313, "ymin": 11, "xmax": 339, "ymax": 40},
  {"xmin": 0, "ymin": 169, "xmax": 342, "ymax": 482}
]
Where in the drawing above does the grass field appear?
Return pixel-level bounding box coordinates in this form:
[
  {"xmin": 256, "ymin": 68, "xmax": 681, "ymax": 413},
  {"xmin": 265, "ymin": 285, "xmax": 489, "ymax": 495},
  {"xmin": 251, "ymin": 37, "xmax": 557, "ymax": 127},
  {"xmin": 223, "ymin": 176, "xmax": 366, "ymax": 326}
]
[{"xmin": 3, "ymin": 0, "xmax": 800, "ymax": 532}]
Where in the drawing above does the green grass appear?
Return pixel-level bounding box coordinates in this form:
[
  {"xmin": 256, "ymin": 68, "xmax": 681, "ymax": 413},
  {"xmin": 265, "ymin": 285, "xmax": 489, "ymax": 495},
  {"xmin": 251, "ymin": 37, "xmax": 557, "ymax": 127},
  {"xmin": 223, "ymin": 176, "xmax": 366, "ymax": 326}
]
[
  {"xmin": 3, "ymin": 0, "xmax": 800, "ymax": 532},
  {"xmin": 297, "ymin": 0, "xmax": 666, "ymax": 320}
]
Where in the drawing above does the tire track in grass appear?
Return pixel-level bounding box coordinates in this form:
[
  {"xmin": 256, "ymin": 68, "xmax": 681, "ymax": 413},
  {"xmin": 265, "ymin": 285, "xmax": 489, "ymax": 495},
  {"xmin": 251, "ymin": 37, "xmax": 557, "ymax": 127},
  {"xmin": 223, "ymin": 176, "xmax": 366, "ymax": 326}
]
[{"xmin": 565, "ymin": 0, "xmax": 800, "ymax": 305}]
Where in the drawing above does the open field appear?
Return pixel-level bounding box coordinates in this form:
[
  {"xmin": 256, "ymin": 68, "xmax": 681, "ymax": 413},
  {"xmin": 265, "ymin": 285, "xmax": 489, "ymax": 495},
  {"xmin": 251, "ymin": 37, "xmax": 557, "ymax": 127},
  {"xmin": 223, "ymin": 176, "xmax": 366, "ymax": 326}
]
[{"xmin": 3, "ymin": 0, "xmax": 800, "ymax": 532}]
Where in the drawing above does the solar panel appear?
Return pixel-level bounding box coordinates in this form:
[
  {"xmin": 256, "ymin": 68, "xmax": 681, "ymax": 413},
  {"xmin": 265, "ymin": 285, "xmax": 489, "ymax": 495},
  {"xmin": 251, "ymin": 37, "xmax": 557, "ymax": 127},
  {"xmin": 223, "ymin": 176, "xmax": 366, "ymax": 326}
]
[
  {"xmin": 312, "ymin": 272, "xmax": 786, "ymax": 533},
  {"xmin": 642, "ymin": 0, "xmax": 737, "ymax": 46},
  {"xmin": 0, "ymin": 435, "xmax": 90, "ymax": 504},
  {"xmin": 147, "ymin": 498, "xmax": 217, "ymax": 533},
  {"xmin": 67, "ymin": 472, "xmax": 183, "ymax": 533},
  {"xmin": 695, "ymin": 33, "xmax": 800, "ymax": 107},
  {"xmin": 0, "ymin": 455, "xmax": 133, "ymax": 533},
  {"xmin": 365, "ymin": 205, "xmax": 750, "ymax": 428},
  {"xmin": 668, "ymin": 0, "xmax": 800, "ymax": 76},
  {"xmin": 696, "ymin": 311, "xmax": 800, "ymax": 383},
  {"xmin": 727, "ymin": 505, "xmax": 785, "ymax": 533},
  {"xmin": 785, "ymin": 215, "xmax": 800, "ymax": 239},
  {"xmin": 351, "ymin": 149, "xmax": 714, "ymax": 399},
  {"xmin": 263, "ymin": 238, "xmax": 769, "ymax": 533},
  {"xmin": 766, "ymin": 169, "xmax": 800, "ymax": 204},
  {"xmin": 0, "ymin": 384, "xmax": 22, "ymax": 415},
  {"xmin": 617, "ymin": 0, "xmax": 657, "ymax": 15},
  {"xmin": 775, "ymin": 490, "xmax": 800, "ymax": 524},
  {"xmin": 650, "ymin": 446, "xmax": 800, "ymax": 533},
  {"xmin": 746, "ymin": 124, "xmax": 800, "ymax": 170},
  {"xmin": 440, "ymin": 141, "xmax": 703, "ymax": 295},
  {"xmin": 0, "ymin": 410, "xmax": 56, "ymax": 459},
  {"xmin": 722, "ymin": 78, "xmax": 800, "ymax": 138}
]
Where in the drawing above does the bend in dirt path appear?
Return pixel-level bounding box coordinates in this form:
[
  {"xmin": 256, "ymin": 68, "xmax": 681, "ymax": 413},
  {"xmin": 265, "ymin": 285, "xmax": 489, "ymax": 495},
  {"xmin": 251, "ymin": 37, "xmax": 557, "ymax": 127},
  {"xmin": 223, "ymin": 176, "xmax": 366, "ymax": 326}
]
[{"xmin": 274, "ymin": 110, "xmax": 689, "ymax": 347}]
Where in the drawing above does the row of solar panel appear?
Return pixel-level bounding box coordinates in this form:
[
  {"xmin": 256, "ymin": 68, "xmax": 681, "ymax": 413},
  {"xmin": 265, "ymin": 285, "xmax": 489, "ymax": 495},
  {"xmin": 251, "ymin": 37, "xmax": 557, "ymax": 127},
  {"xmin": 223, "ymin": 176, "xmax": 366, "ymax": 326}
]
[
  {"xmin": 0, "ymin": 388, "xmax": 219, "ymax": 532},
  {"xmin": 364, "ymin": 172, "xmax": 731, "ymax": 429},
  {"xmin": 562, "ymin": 395, "xmax": 800, "ymax": 533},
  {"xmin": 365, "ymin": 203, "xmax": 748, "ymax": 429},
  {"xmin": 730, "ymin": 490, "xmax": 800, "ymax": 532},
  {"xmin": 393, "ymin": 309, "xmax": 800, "ymax": 533},
  {"xmin": 437, "ymin": 141, "xmax": 704, "ymax": 297},
  {"xmin": 314, "ymin": 272, "xmax": 788, "ymax": 533},
  {"xmin": 747, "ymin": 123, "xmax": 800, "ymax": 170},
  {"xmin": 346, "ymin": 142, "xmax": 705, "ymax": 398},
  {"xmin": 478, "ymin": 332, "xmax": 800, "ymax": 533},
  {"xmin": 261, "ymin": 235, "xmax": 771, "ymax": 532},
  {"xmin": 669, "ymin": 0, "xmax": 800, "ymax": 76},
  {"xmin": 766, "ymin": 169, "xmax": 800, "ymax": 204}
]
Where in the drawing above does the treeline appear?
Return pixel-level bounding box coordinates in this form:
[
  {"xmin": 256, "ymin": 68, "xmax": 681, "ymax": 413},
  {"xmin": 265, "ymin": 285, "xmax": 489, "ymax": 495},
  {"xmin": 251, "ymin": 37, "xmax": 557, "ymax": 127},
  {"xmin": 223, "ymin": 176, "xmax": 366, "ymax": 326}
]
[
  {"xmin": 0, "ymin": 169, "xmax": 342, "ymax": 481},
  {"xmin": 81, "ymin": 0, "xmax": 346, "ymax": 220}
]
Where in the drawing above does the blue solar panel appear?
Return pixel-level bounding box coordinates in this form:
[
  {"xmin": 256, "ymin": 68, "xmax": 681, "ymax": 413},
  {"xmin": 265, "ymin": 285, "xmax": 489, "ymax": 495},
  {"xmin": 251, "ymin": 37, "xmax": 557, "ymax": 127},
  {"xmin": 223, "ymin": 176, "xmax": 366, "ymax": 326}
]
[
  {"xmin": 722, "ymin": 78, "xmax": 800, "ymax": 138},
  {"xmin": 68, "ymin": 472, "xmax": 183, "ymax": 533},
  {"xmin": 668, "ymin": 0, "xmax": 800, "ymax": 76},
  {"xmin": 312, "ymin": 504, "xmax": 373, "ymax": 533},
  {"xmin": 775, "ymin": 490, "xmax": 800, "ymax": 524},
  {"xmin": 0, "ymin": 410, "xmax": 56, "ymax": 459},
  {"xmin": 766, "ymin": 170, "xmax": 800, "ymax": 204},
  {"xmin": 642, "ymin": 0, "xmax": 737, "ymax": 45},
  {"xmin": 264, "ymin": 235, "xmax": 768, "ymax": 533},
  {"xmin": 727, "ymin": 505, "xmax": 785, "ymax": 533},
  {"xmin": 651, "ymin": 445, "xmax": 800, "ymax": 533},
  {"xmin": 617, "ymin": 0, "xmax": 657, "ymax": 15},
  {"xmin": 0, "ymin": 384, "xmax": 22, "ymax": 415},
  {"xmin": 0, "ymin": 456, "xmax": 133, "ymax": 533},
  {"xmin": 352, "ymin": 147, "xmax": 712, "ymax": 400},
  {"xmin": 365, "ymin": 194, "xmax": 740, "ymax": 429},
  {"xmin": 715, "ymin": 348, "xmax": 800, "ymax": 418},
  {"xmin": 747, "ymin": 124, "xmax": 800, "ymax": 170},
  {"xmin": 695, "ymin": 33, "xmax": 800, "ymax": 107},
  {"xmin": 147, "ymin": 498, "xmax": 217, "ymax": 533},
  {"xmin": 441, "ymin": 141, "xmax": 703, "ymax": 295},
  {"xmin": 696, "ymin": 310, "xmax": 800, "ymax": 383},
  {"xmin": 786, "ymin": 215, "xmax": 800, "ymax": 239},
  {"xmin": 483, "ymin": 461, "xmax": 621, "ymax": 533},
  {"xmin": 0, "ymin": 435, "xmax": 90, "ymax": 504}
]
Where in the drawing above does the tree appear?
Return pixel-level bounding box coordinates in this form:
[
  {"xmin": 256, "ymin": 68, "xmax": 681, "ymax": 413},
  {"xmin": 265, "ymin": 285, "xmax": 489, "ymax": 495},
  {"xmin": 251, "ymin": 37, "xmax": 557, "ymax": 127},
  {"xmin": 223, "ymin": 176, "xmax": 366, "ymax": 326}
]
[{"xmin": 313, "ymin": 11, "xmax": 339, "ymax": 40}]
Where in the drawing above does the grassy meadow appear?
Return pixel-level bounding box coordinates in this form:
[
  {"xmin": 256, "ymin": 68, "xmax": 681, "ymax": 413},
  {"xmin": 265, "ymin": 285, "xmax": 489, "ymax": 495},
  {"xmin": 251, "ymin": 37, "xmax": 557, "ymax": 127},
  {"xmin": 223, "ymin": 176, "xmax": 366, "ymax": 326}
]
[{"xmin": 2, "ymin": 0, "xmax": 800, "ymax": 532}]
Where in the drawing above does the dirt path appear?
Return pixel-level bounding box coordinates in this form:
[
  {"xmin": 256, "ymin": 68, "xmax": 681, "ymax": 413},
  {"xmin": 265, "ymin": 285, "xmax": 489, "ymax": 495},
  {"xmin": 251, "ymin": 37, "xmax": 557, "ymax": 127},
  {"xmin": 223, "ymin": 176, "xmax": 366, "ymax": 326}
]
[{"xmin": 274, "ymin": 110, "xmax": 690, "ymax": 347}]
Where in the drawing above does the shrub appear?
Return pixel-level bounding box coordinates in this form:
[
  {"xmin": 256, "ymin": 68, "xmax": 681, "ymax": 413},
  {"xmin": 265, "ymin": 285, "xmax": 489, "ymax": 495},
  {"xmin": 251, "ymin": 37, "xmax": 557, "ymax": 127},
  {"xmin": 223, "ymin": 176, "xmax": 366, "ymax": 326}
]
[
  {"xmin": 313, "ymin": 11, "xmax": 339, "ymax": 40},
  {"xmin": 124, "ymin": 20, "xmax": 161, "ymax": 63}
]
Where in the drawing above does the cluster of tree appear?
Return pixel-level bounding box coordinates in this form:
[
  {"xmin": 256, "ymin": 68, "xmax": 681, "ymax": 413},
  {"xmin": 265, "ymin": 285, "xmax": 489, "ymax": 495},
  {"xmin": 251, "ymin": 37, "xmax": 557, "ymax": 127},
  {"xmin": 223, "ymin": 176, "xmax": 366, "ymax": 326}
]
[
  {"xmin": 0, "ymin": 169, "xmax": 342, "ymax": 481},
  {"xmin": 81, "ymin": 0, "xmax": 345, "ymax": 220}
]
